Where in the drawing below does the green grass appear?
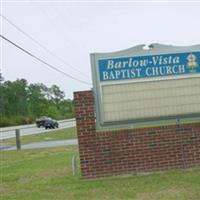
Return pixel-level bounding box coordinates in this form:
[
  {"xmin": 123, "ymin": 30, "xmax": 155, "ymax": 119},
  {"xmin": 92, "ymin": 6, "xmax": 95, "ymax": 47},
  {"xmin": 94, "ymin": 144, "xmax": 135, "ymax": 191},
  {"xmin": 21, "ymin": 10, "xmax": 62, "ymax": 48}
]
[
  {"xmin": 1, "ymin": 147, "xmax": 200, "ymax": 200},
  {"xmin": 2, "ymin": 127, "xmax": 77, "ymax": 146}
]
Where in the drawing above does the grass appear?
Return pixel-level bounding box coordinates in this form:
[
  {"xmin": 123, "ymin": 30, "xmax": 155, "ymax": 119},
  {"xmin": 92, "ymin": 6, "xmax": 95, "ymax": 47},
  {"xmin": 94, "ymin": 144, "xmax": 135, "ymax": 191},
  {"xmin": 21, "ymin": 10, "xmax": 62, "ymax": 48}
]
[
  {"xmin": 1, "ymin": 127, "xmax": 77, "ymax": 146},
  {"xmin": 1, "ymin": 147, "xmax": 200, "ymax": 200}
]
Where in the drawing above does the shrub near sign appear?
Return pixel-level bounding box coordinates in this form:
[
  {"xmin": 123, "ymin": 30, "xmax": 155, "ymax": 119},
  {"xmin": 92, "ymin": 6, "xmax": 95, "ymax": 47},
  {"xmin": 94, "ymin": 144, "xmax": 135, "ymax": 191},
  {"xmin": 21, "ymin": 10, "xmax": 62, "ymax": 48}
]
[{"xmin": 90, "ymin": 44, "xmax": 200, "ymax": 129}]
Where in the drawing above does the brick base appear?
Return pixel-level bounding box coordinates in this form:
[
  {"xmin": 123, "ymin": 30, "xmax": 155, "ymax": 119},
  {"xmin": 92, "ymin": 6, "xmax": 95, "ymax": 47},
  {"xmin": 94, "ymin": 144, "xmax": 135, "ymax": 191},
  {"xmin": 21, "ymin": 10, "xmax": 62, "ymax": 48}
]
[{"xmin": 74, "ymin": 90, "xmax": 200, "ymax": 179}]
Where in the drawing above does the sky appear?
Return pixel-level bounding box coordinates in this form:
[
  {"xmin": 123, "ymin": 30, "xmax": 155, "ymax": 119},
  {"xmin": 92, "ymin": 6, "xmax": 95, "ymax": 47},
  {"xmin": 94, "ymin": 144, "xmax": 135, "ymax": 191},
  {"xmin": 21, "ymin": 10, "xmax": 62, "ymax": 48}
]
[{"xmin": 1, "ymin": 1, "xmax": 200, "ymax": 99}]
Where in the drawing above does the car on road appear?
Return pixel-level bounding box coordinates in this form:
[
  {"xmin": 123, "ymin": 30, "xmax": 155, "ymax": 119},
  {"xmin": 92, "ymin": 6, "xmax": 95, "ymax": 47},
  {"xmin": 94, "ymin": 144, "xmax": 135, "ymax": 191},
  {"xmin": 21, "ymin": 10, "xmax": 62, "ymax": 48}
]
[
  {"xmin": 36, "ymin": 116, "xmax": 59, "ymax": 129},
  {"xmin": 44, "ymin": 119, "xmax": 59, "ymax": 129},
  {"xmin": 36, "ymin": 116, "xmax": 49, "ymax": 128}
]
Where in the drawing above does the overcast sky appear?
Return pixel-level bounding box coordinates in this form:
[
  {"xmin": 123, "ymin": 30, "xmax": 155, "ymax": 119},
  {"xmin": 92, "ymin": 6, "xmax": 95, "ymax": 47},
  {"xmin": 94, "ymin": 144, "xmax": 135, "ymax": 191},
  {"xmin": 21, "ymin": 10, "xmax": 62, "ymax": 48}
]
[{"xmin": 1, "ymin": 1, "xmax": 200, "ymax": 98}]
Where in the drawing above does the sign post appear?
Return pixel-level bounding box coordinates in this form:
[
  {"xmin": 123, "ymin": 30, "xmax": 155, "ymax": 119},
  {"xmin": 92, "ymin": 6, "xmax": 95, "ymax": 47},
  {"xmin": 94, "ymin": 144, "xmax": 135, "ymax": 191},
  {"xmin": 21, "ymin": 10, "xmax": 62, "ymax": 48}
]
[{"xmin": 15, "ymin": 129, "xmax": 21, "ymax": 150}]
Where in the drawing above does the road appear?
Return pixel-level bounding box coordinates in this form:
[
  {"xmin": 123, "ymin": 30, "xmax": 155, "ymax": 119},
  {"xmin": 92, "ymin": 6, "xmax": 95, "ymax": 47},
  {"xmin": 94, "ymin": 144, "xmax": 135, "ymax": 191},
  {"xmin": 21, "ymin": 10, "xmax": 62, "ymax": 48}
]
[
  {"xmin": 1, "ymin": 139, "xmax": 78, "ymax": 151},
  {"xmin": 0, "ymin": 118, "xmax": 76, "ymax": 140}
]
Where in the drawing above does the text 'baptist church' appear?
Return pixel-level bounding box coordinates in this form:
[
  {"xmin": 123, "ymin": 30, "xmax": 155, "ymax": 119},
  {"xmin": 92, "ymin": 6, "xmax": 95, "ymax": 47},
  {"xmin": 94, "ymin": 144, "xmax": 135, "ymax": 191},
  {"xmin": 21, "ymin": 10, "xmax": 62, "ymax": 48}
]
[{"xmin": 98, "ymin": 52, "xmax": 200, "ymax": 81}]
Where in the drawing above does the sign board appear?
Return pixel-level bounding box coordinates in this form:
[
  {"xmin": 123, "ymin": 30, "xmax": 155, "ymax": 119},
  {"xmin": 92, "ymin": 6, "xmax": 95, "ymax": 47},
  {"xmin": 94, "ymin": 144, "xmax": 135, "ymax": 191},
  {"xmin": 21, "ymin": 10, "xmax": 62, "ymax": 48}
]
[{"xmin": 90, "ymin": 44, "xmax": 200, "ymax": 129}]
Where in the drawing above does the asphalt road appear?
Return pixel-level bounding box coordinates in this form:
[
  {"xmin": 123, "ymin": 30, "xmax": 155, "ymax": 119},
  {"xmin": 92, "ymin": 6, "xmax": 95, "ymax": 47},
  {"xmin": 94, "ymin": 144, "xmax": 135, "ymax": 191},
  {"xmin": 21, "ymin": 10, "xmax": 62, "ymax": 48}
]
[{"xmin": 0, "ymin": 119, "xmax": 76, "ymax": 140}]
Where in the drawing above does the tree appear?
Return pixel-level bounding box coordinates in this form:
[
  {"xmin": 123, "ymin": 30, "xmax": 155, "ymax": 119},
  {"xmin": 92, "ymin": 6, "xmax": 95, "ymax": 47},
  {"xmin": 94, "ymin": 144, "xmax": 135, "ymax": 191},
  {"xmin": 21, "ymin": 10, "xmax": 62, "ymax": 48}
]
[
  {"xmin": 27, "ymin": 83, "xmax": 45, "ymax": 117},
  {"xmin": 0, "ymin": 78, "xmax": 74, "ymax": 127},
  {"xmin": 2, "ymin": 79, "xmax": 28, "ymax": 116},
  {"xmin": 50, "ymin": 85, "xmax": 65, "ymax": 106}
]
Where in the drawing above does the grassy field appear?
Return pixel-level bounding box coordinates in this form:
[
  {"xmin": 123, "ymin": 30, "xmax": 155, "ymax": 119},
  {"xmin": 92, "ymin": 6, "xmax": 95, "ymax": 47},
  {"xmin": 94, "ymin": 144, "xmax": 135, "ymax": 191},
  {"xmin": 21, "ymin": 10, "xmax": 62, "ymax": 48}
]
[
  {"xmin": 1, "ymin": 127, "xmax": 77, "ymax": 146},
  {"xmin": 1, "ymin": 146, "xmax": 200, "ymax": 200}
]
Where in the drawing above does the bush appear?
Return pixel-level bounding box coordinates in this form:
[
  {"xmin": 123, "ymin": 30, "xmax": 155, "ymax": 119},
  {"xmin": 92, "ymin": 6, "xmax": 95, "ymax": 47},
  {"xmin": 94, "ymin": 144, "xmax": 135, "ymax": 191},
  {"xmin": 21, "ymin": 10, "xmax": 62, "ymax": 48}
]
[
  {"xmin": 64, "ymin": 112, "xmax": 75, "ymax": 119},
  {"xmin": 0, "ymin": 116, "xmax": 12, "ymax": 127},
  {"xmin": 0, "ymin": 115, "xmax": 35, "ymax": 127}
]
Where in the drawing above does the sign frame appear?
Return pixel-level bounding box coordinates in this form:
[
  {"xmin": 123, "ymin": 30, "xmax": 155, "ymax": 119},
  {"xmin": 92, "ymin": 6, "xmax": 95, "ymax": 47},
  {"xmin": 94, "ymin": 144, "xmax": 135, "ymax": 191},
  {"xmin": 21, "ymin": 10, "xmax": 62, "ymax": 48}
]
[{"xmin": 90, "ymin": 44, "xmax": 200, "ymax": 129}]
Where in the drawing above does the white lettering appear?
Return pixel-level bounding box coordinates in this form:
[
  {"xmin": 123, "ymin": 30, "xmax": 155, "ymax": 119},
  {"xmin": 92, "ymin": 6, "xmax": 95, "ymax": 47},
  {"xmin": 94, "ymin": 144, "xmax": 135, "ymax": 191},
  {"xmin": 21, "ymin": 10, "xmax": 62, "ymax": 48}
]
[
  {"xmin": 107, "ymin": 60, "xmax": 114, "ymax": 69},
  {"xmin": 152, "ymin": 55, "xmax": 180, "ymax": 65},
  {"xmin": 103, "ymin": 71, "xmax": 109, "ymax": 80},
  {"xmin": 145, "ymin": 64, "xmax": 185, "ymax": 77}
]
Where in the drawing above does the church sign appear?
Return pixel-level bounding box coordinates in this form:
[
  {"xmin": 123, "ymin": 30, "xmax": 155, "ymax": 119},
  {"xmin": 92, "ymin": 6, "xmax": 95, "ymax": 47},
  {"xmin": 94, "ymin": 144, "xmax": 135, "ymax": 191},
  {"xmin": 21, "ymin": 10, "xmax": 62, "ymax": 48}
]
[
  {"xmin": 90, "ymin": 44, "xmax": 200, "ymax": 129},
  {"xmin": 99, "ymin": 52, "xmax": 200, "ymax": 81}
]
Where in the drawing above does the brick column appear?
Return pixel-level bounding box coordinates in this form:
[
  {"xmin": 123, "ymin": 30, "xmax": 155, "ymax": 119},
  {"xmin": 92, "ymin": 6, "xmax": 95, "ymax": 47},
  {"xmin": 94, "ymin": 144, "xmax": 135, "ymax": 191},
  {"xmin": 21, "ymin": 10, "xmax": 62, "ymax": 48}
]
[{"xmin": 74, "ymin": 91, "xmax": 97, "ymax": 178}]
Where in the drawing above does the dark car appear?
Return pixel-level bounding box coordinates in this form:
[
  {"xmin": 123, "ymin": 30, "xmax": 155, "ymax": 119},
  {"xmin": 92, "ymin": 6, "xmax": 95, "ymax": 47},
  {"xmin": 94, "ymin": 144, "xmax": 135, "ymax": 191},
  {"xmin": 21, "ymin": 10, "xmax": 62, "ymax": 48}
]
[
  {"xmin": 36, "ymin": 116, "xmax": 49, "ymax": 128},
  {"xmin": 44, "ymin": 119, "xmax": 59, "ymax": 129},
  {"xmin": 36, "ymin": 116, "xmax": 59, "ymax": 129}
]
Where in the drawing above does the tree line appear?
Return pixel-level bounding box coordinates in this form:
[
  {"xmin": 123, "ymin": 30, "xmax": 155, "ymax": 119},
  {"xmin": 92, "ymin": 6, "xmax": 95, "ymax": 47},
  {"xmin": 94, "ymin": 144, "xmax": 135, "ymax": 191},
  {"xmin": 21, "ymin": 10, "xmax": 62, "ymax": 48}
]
[{"xmin": 0, "ymin": 78, "xmax": 74, "ymax": 127}]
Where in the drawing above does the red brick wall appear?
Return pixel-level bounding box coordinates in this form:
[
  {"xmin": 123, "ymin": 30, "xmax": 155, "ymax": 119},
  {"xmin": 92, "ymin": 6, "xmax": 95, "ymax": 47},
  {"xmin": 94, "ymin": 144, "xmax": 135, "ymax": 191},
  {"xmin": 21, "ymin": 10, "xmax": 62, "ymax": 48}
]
[{"xmin": 74, "ymin": 90, "xmax": 200, "ymax": 179}]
